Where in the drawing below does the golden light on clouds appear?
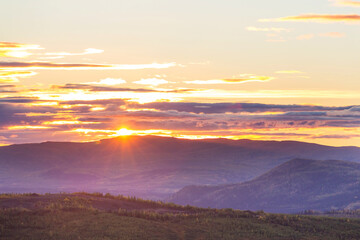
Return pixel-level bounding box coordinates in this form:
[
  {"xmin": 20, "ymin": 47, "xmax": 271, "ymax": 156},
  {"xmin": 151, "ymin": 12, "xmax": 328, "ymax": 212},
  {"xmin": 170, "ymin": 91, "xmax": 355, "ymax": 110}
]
[
  {"xmin": 261, "ymin": 14, "xmax": 360, "ymax": 23},
  {"xmin": 7, "ymin": 126, "xmax": 52, "ymax": 130},
  {"xmin": 0, "ymin": 34, "xmax": 359, "ymax": 147},
  {"xmin": 0, "ymin": 42, "xmax": 42, "ymax": 58},
  {"xmin": 52, "ymin": 126, "xmax": 360, "ymax": 147},
  {"xmin": 0, "ymin": 71, "xmax": 37, "ymax": 83},
  {"xmin": 43, "ymin": 120, "xmax": 97, "ymax": 125},
  {"xmin": 0, "ymin": 62, "xmax": 178, "ymax": 71},
  {"xmin": 185, "ymin": 75, "xmax": 274, "ymax": 85},
  {"xmin": 332, "ymin": 0, "xmax": 360, "ymax": 7},
  {"xmin": 71, "ymin": 128, "xmax": 173, "ymax": 138},
  {"xmin": 246, "ymin": 26, "xmax": 291, "ymax": 32},
  {"xmin": 33, "ymin": 89, "xmax": 181, "ymax": 104},
  {"xmin": 116, "ymin": 128, "xmax": 136, "ymax": 136},
  {"xmin": 86, "ymin": 78, "xmax": 127, "ymax": 85},
  {"xmin": 134, "ymin": 78, "xmax": 169, "ymax": 86}
]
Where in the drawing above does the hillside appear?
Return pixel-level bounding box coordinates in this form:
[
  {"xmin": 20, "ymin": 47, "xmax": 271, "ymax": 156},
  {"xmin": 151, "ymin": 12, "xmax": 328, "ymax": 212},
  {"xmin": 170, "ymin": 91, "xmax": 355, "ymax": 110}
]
[
  {"xmin": 0, "ymin": 136, "xmax": 360, "ymax": 199},
  {"xmin": 169, "ymin": 159, "xmax": 360, "ymax": 213},
  {"xmin": 1, "ymin": 193, "xmax": 360, "ymax": 240}
]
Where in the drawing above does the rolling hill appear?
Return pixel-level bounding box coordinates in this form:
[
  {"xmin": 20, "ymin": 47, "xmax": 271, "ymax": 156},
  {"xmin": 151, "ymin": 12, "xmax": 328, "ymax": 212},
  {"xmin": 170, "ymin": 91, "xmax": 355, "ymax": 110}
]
[
  {"xmin": 169, "ymin": 159, "xmax": 360, "ymax": 213},
  {"xmin": 1, "ymin": 193, "xmax": 360, "ymax": 240}
]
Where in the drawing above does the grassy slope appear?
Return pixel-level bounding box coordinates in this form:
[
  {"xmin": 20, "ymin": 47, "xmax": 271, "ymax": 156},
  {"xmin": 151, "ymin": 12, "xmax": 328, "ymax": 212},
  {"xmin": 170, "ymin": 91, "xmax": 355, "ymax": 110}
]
[{"xmin": 1, "ymin": 193, "xmax": 360, "ymax": 240}]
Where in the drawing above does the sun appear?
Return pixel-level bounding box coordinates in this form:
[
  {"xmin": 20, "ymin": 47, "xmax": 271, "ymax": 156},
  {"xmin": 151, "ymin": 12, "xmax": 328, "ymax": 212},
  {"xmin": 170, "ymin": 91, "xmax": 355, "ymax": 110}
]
[{"xmin": 116, "ymin": 128, "xmax": 134, "ymax": 136}]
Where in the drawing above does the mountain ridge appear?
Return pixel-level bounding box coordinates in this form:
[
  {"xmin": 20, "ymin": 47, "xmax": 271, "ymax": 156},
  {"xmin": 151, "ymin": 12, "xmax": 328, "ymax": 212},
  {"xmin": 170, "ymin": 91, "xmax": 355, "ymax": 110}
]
[
  {"xmin": 1, "ymin": 135, "xmax": 360, "ymax": 199},
  {"xmin": 169, "ymin": 158, "xmax": 360, "ymax": 213}
]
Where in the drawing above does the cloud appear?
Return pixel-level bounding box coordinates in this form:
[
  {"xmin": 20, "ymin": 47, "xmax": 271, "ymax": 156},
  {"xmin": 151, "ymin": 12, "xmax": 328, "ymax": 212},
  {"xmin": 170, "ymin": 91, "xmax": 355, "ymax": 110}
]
[
  {"xmin": 0, "ymin": 71, "xmax": 37, "ymax": 83},
  {"xmin": 128, "ymin": 102, "xmax": 350, "ymax": 114},
  {"xmin": 260, "ymin": 14, "xmax": 360, "ymax": 23},
  {"xmin": 0, "ymin": 85, "xmax": 18, "ymax": 93},
  {"xmin": 0, "ymin": 97, "xmax": 43, "ymax": 103},
  {"xmin": 52, "ymin": 83, "xmax": 194, "ymax": 93},
  {"xmin": 134, "ymin": 78, "xmax": 169, "ymax": 86},
  {"xmin": 0, "ymin": 102, "xmax": 60, "ymax": 128},
  {"xmin": 0, "ymin": 61, "xmax": 177, "ymax": 70},
  {"xmin": 54, "ymin": 84, "xmax": 159, "ymax": 92},
  {"xmin": 311, "ymin": 134, "xmax": 360, "ymax": 139},
  {"xmin": 86, "ymin": 78, "xmax": 127, "ymax": 85},
  {"xmin": 44, "ymin": 48, "xmax": 104, "ymax": 58},
  {"xmin": 331, "ymin": 0, "xmax": 360, "ymax": 7},
  {"xmin": 297, "ymin": 34, "xmax": 315, "ymax": 40},
  {"xmin": 0, "ymin": 42, "xmax": 42, "ymax": 58},
  {"xmin": 185, "ymin": 75, "xmax": 274, "ymax": 84},
  {"xmin": 276, "ymin": 70, "xmax": 303, "ymax": 74},
  {"xmin": 0, "ymin": 42, "xmax": 102, "ymax": 59},
  {"xmin": 246, "ymin": 26, "xmax": 290, "ymax": 32},
  {"xmin": 1, "ymin": 42, "xmax": 178, "ymax": 88},
  {"xmin": 1, "ymin": 93, "xmax": 359, "ymax": 145},
  {"xmin": 319, "ymin": 32, "xmax": 345, "ymax": 38},
  {"xmin": 296, "ymin": 32, "xmax": 345, "ymax": 41}
]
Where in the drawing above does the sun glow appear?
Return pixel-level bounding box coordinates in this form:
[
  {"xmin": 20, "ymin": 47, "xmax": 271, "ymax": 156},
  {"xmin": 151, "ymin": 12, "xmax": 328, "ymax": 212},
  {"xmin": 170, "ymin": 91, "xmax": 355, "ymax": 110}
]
[{"xmin": 116, "ymin": 128, "xmax": 134, "ymax": 136}]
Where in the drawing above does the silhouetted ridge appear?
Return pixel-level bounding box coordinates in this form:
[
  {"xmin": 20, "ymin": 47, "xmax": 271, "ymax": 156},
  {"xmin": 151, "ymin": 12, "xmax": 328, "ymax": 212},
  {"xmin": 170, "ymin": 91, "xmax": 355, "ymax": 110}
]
[
  {"xmin": 0, "ymin": 136, "xmax": 360, "ymax": 200},
  {"xmin": 169, "ymin": 159, "xmax": 360, "ymax": 213}
]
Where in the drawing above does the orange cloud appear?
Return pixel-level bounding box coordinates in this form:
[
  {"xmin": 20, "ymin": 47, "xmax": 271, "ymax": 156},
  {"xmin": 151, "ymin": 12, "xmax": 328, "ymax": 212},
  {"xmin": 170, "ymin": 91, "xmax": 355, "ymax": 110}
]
[
  {"xmin": 0, "ymin": 42, "xmax": 105, "ymax": 60},
  {"xmin": 296, "ymin": 32, "xmax": 345, "ymax": 41},
  {"xmin": 297, "ymin": 34, "xmax": 315, "ymax": 40},
  {"xmin": 261, "ymin": 14, "xmax": 360, "ymax": 23},
  {"xmin": 185, "ymin": 75, "xmax": 274, "ymax": 84},
  {"xmin": 0, "ymin": 61, "xmax": 177, "ymax": 70},
  {"xmin": 246, "ymin": 26, "xmax": 290, "ymax": 32},
  {"xmin": 319, "ymin": 32, "xmax": 345, "ymax": 38},
  {"xmin": 332, "ymin": 0, "xmax": 360, "ymax": 7},
  {"xmin": 0, "ymin": 71, "xmax": 37, "ymax": 83},
  {"xmin": 0, "ymin": 42, "xmax": 42, "ymax": 58}
]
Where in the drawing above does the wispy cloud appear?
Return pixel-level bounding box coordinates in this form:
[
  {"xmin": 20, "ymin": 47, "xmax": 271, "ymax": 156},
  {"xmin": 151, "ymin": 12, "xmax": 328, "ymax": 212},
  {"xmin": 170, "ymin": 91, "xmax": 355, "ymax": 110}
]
[
  {"xmin": 44, "ymin": 48, "xmax": 104, "ymax": 58},
  {"xmin": 297, "ymin": 34, "xmax": 315, "ymax": 40},
  {"xmin": 0, "ymin": 42, "xmax": 179, "ymax": 86},
  {"xmin": 86, "ymin": 78, "xmax": 127, "ymax": 85},
  {"xmin": 185, "ymin": 75, "xmax": 274, "ymax": 85},
  {"xmin": 0, "ymin": 71, "xmax": 37, "ymax": 83},
  {"xmin": 0, "ymin": 42, "xmax": 103, "ymax": 59},
  {"xmin": 276, "ymin": 70, "xmax": 303, "ymax": 74},
  {"xmin": 53, "ymin": 83, "xmax": 165, "ymax": 92},
  {"xmin": 319, "ymin": 32, "xmax": 345, "ymax": 38},
  {"xmin": 246, "ymin": 26, "xmax": 290, "ymax": 32},
  {"xmin": 0, "ymin": 42, "xmax": 42, "ymax": 58},
  {"xmin": 260, "ymin": 14, "xmax": 360, "ymax": 23},
  {"xmin": 331, "ymin": 0, "xmax": 360, "ymax": 7},
  {"xmin": 296, "ymin": 32, "xmax": 345, "ymax": 40},
  {"xmin": 134, "ymin": 78, "xmax": 169, "ymax": 86},
  {"xmin": 0, "ymin": 61, "xmax": 178, "ymax": 70}
]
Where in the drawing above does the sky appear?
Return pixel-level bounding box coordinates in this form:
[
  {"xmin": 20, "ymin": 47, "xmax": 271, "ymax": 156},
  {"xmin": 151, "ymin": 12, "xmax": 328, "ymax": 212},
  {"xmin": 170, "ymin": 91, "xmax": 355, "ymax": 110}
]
[{"xmin": 1, "ymin": 0, "xmax": 360, "ymax": 146}]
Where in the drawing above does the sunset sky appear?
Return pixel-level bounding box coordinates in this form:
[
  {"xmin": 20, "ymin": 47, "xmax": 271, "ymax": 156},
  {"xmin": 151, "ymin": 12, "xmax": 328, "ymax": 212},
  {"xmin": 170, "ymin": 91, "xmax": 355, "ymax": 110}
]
[{"xmin": 1, "ymin": 0, "xmax": 360, "ymax": 146}]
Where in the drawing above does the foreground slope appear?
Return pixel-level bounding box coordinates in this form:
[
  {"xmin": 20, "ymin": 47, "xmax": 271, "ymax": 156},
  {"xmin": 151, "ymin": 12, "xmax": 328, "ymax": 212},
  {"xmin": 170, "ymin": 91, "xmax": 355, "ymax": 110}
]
[
  {"xmin": 1, "ymin": 136, "xmax": 360, "ymax": 198},
  {"xmin": 1, "ymin": 193, "xmax": 360, "ymax": 240},
  {"xmin": 169, "ymin": 159, "xmax": 360, "ymax": 213}
]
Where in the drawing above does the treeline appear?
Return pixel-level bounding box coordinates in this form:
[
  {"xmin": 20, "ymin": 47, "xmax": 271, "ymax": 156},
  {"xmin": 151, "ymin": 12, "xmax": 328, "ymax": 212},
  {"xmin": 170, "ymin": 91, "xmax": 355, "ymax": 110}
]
[{"xmin": 300, "ymin": 209, "xmax": 360, "ymax": 218}]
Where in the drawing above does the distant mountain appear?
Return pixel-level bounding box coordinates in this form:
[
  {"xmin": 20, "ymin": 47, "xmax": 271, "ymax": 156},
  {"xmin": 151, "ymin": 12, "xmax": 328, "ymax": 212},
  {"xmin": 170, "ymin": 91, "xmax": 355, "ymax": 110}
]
[
  {"xmin": 0, "ymin": 135, "xmax": 360, "ymax": 199},
  {"xmin": 169, "ymin": 159, "xmax": 360, "ymax": 213}
]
